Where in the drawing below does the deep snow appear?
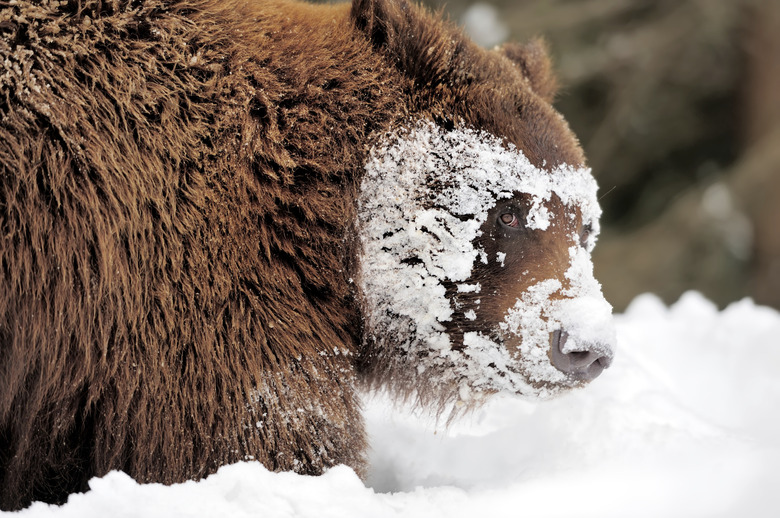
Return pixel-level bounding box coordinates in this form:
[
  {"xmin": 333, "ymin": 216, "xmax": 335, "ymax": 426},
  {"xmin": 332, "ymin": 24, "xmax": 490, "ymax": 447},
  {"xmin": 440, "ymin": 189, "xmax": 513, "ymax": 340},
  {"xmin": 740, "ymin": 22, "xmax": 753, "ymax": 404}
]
[{"xmin": 8, "ymin": 291, "xmax": 780, "ymax": 517}]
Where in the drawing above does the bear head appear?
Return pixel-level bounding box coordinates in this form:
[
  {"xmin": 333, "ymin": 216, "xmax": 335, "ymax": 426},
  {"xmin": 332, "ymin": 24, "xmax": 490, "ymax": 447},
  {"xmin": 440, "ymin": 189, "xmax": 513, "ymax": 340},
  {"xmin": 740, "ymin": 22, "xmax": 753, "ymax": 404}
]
[{"xmin": 351, "ymin": 0, "xmax": 616, "ymax": 411}]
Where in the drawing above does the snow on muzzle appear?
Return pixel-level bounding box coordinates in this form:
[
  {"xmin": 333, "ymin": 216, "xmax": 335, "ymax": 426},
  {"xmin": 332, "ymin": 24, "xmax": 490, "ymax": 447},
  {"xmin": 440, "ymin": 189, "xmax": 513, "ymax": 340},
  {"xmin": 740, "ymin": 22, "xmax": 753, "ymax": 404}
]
[
  {"xmin": 547, "ymin": 288, "xmax": 615, "ymax": 382},
  {"xmin": 500, "ymin": 246, "xmax": 616, "ymax": 387},
  {"xmin": 548, "ymin": 248, "xmax": 617, "ymax": 382},
  {"xmin": 548, "ymin": 293, "xmax": 616, "ymax": 382}
]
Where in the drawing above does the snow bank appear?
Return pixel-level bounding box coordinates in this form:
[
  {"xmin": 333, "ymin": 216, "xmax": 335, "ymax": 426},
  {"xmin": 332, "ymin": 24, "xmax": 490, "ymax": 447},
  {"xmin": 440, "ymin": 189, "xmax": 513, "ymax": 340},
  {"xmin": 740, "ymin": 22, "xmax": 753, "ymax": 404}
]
[{"xmin": 9, "ymin": 292, "xmax": 780, "ymax": 517}]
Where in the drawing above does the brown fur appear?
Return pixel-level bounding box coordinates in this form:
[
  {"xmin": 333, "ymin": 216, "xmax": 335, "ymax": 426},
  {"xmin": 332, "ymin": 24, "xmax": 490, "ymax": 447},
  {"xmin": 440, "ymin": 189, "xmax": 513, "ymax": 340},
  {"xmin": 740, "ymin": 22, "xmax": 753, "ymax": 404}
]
[{"xmin": 0, "ymin": 0, "xmax": 584, "ymax": 510}]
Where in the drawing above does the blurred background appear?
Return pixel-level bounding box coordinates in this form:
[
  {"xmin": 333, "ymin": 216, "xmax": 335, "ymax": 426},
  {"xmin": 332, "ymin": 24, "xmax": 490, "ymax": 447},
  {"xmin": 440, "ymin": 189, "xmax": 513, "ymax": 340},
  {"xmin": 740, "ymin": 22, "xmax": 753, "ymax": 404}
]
[{"xmin": 416, "ymin": 0, "xmax": 780, "ymax": 311}]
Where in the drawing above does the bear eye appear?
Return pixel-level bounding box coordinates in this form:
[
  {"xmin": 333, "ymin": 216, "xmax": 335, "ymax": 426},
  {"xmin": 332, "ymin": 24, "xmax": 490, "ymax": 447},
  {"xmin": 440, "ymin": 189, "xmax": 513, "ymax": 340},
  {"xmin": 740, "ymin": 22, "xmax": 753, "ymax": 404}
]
[
  {"xmin": 580, "ymin": 223, "xmax": 593, "ymax": 248},
  {"xmin": 499, "ymin": 212, "xmax": 520, "ymax": 228}
]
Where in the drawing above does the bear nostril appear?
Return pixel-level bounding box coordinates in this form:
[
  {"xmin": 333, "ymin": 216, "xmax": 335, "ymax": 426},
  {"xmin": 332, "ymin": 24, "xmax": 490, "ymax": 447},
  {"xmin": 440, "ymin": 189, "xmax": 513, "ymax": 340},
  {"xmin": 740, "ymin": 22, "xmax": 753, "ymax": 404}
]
[
  {"xmin": 595, "ymin": 354, "xmax": 613, "ymax": 370},
  {"xmin": 550, "ymin": 330, "xmax": 611, "ymax": 382},
  {"xmin": 567, "ymin": 350, "xmax": 591, "ymax": 364}
]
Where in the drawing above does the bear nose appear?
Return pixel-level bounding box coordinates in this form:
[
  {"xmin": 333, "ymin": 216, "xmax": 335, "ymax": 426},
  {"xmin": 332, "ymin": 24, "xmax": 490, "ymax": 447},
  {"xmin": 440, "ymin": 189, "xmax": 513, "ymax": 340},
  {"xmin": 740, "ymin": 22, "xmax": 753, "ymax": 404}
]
[{"xmin": 550, "ymin": 330, "xmax": 612, "ymax": 382}]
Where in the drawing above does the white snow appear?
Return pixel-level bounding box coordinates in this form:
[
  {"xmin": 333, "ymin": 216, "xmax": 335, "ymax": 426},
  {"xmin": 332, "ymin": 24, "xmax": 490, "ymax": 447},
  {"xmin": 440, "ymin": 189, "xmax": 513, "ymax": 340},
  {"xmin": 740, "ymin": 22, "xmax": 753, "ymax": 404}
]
[{"xmin": 10, "ymin": 291, "xmax": 780, "ymax": 517}]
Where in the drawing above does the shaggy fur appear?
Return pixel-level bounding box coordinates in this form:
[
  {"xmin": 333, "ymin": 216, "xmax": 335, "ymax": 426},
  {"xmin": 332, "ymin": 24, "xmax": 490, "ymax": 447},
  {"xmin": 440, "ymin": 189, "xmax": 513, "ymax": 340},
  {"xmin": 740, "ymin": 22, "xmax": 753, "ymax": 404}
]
[{"xmin": 0, "ymin": 0, "xmax": 584, "ymax": 510}]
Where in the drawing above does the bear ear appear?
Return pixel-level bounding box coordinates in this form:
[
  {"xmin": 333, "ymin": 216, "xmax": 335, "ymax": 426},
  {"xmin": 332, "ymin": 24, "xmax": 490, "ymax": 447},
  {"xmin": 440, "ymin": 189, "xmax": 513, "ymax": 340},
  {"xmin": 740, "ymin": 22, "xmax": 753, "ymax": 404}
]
[
  {"xmin": 351, "ymin": 0, "xmax": 409, "ymax": 50},
  {"xmin": 499, "ymin": 38, "xmax": 559, "ymax": 102},
  {"xmin": 351, "ymin": 0, "xmax": 471, "ymax": 87}
]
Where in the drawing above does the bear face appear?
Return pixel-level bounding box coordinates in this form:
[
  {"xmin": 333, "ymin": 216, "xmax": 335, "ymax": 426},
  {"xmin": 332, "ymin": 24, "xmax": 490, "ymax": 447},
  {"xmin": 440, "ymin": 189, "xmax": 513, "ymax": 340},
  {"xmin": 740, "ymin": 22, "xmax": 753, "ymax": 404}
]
[{"xmin": 356, "ymin": 123, "xmax": 615, "ymax": 407}]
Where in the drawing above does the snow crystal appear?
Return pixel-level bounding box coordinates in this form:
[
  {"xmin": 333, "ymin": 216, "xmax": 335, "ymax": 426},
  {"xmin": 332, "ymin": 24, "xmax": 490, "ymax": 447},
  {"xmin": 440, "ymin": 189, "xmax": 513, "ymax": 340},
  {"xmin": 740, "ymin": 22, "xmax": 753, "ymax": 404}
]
[
  {"xmin": 457, "ymin": 283, "xmax": 481, "ymax": 294},
  {"xmin": 357, "ymin": 120, "xmax": 613, "ymax": 400}
]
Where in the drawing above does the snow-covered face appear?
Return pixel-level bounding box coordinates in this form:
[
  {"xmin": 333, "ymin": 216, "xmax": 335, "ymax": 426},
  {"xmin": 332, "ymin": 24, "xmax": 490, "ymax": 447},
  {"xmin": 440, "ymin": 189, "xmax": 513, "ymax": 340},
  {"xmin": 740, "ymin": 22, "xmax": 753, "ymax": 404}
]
[{"xmin": 357, "ymin": 121, "xmax": 615, "ymax": 401}]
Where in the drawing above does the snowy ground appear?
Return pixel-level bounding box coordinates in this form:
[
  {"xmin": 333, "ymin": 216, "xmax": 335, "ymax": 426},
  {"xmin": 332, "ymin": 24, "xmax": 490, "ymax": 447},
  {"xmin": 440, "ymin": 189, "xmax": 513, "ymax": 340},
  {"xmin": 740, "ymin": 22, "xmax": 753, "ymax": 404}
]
[{"xmin": 9, "ymin": 291, "xmax": 780, "ymax": 517}]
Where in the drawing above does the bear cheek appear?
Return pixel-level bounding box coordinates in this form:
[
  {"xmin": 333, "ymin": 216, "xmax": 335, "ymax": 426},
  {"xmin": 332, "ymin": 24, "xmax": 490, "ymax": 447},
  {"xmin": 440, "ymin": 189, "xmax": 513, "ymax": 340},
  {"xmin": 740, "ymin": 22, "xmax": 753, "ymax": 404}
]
[
  {"xmin": 468, "ymin": 227, "xmax": 555, "ymax": 336},
  {"xmin": 478, "ymin": 204, "xmax": 570, "ymax": 308}
]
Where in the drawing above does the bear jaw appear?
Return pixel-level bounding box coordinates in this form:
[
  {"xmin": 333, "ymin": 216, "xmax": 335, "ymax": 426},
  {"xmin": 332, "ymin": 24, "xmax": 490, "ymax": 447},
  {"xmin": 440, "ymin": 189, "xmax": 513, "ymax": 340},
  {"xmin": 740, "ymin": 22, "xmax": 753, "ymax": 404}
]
[{"xmin": 355, "ymin": 120, "xmax": 615, "ymax": 409}]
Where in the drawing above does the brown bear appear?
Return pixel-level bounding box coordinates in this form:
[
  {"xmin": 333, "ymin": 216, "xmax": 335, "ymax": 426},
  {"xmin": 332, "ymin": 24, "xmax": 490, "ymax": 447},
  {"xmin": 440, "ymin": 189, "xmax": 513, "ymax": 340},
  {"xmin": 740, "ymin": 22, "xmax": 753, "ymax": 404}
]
[{"xmin": 0, "ymin": 0, "xmax": 615, "ymax": 510}]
